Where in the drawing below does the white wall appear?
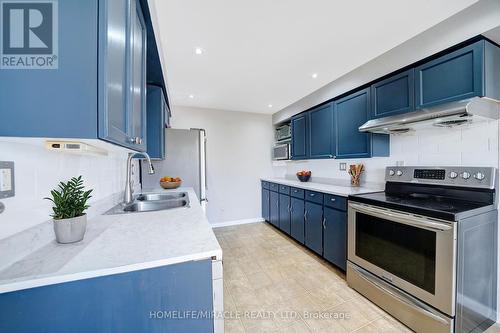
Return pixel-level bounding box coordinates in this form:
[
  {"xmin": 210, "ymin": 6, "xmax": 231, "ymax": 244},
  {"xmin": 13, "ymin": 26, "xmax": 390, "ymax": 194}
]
[
  {"xmin": 170, "ymin": 106, "xmax": 274, "ymax": 225},
  {"xmin": 0, "ymin": 138, "xmax": 139, "ymax": 240},
  {"xmin": 273, "ymin": 120, "xmax": 499, "ymax": 184}
]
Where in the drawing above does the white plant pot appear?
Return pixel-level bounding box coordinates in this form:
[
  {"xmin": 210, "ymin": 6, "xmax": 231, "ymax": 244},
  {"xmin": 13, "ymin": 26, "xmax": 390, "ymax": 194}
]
[{"xmin": 53, "ymin": 214, "xmax": 87, "ymax": 244}]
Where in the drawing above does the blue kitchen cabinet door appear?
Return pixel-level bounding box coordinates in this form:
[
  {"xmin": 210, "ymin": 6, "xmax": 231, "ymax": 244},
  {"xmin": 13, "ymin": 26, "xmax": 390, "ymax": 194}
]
[
  {"xmin": 333, "ymin": 87, "xmax": 372, "ymax": 159},
  {"xmin": 308, "ymin": 103, "xmax": 335, "ymax": 159},
  {"xmin": 371, "ymin": 69, "xmax": 415, "ymax": 118},
  {"xmin": 290, "ymin": 197, "xmax": 305, "ymax": 244},
  {"xmin": 146, "ymin": 85, "xmax": 166, "ymax": 159},
  {"xmin": 323, "ymin": 207, "xmax": 347, "ymax": 270},
  {"xmin": 0, "ymin": 0, "xmax": 98, "ymax": 139},
  {"xmin": 304, "ymin": 202, "xmax": 323, "ymax": 256},
  {"xmin": 128, "ymin": 0, "xmax": 148, "ymax": 151},
  {"xmin": 262, "ymin": 188, "xmax": 270, "ymax": 221},
  {"xmin": 415, "ymin": 40, "xmax": 484, "ymax": 109},
  {"xmin": 279, "ymin": 194, "xmax": 291, "ymax": 235},
  {"xmin": 270, "ymin": 190, "xmax": 280, "ymax": 228},
  {"xmin": 0, "ymin": 260, "xmax": 214, "ymax": 333},
  {"xmin": 291, "ymin": 114, "xmax": 308, "ymax": 159}
]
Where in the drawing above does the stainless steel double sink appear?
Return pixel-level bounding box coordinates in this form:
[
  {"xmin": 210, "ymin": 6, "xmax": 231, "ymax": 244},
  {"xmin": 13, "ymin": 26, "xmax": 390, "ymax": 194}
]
[{"xmin": 106, "ymin": 192, "xmax": 189, "ymax": 215}]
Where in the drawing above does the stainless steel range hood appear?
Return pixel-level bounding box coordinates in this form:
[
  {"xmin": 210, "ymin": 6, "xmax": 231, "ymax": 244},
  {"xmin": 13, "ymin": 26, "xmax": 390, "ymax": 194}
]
[{"xmin": 359, "ymin": 97, "xmax": 500, "ymax": 134}]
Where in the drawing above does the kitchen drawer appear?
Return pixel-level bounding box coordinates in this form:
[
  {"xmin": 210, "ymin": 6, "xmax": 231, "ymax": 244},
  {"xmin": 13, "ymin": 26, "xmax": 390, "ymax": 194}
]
[
  {"xmin": 261, "ymin": 181, "xmax": 270, "ymax": 189},
  {"xmin": 305, "ymin": 190, "xmax": 323, "ymax": 204},
  {"xmin": 269, "ymin": 182, "xmax": 279, "ymax": 192},
  {"xmin": 324, "ymin": 194, "xmax": 347, "ymax": 211},
  {"xmin": 290, "ymin": 187, "xmax": 304, "ymax": 199},
  {"xmin": 279, "ymin": 184, "xmax": 290, "ymax": 195}
]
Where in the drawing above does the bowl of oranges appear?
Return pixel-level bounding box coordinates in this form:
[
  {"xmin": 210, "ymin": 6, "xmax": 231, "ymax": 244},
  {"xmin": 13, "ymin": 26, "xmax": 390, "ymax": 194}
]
[
  {"xmin": 160, "ymin": 176, "xmax": 182, "ymax": 189},
  {"xmin": 296, "ymin": 170, "xmax": 311, "ymax": 182}
]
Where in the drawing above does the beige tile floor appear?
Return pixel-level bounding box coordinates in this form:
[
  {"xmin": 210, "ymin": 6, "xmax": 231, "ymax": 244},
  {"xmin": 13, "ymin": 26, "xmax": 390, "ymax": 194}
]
[{"xmin": 214, "ymin": 222, "xmax": 500, "ymax": 333}]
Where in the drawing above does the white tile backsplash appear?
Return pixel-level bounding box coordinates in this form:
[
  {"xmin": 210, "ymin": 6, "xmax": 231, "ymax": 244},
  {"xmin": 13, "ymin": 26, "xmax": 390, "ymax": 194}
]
[{"xmin": 0, "ymin": 138, "xmax": 139, "ymax": 240}]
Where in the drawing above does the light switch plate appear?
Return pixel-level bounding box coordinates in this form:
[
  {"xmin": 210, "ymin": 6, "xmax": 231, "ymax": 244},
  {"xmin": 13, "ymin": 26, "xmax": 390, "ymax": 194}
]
[{"xmin": 0, "ymin": 161, "xmax": 15, "ymax": 199}]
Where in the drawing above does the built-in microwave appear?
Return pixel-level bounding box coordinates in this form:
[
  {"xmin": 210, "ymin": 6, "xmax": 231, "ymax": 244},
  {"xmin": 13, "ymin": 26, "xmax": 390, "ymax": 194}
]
[
  {"xmin": 273, "ymin": 143, "xmax": 290, "ymax": 160},
  {"xmin": 275, "ymin": 124, "xmax": 291, "ymax": 142}
]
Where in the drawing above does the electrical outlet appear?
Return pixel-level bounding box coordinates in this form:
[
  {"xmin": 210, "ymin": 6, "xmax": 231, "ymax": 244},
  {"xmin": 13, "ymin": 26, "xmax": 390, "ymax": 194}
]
[
  {"xmin": 339, "ymin": 163, "xmax": 347, "ymax": 171},
  {"xmin": 0, "ymin": 161, "xmax": 15, "ymax": 199}
]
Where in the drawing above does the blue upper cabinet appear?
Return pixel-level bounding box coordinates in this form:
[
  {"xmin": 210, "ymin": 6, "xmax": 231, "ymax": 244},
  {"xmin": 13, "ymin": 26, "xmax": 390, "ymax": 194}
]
[
  {"xmin": 308, "ymin": 103, "xmax": 334, "ymax": 159},
  {"xmin": 291, "ymin": 113, "xmax": 308, "ymax": 159},
  {"xmin": 0, "ymin": 0, "xmax": 98, "ymax": 139},
  {"xmin": 99, "ymin": 0, "xmax": 146, "ymax": 151},
  {"xmin": 333, "ymin": 88, "xmax": 372, "ymax": 159},
  {"xmin": 146, "ymin": 85, "xmax": 166, "ymax": 159},
  {"xmin": 371, "ymin": 69, "xmax": 415, "ymax": 118},
  {"xmin": 128, "ymin": 0, "xmax": 147, "ymax": 151},
  {"xmin": 0, "ymin": 0, "xmax": 164, "ymax": 152},
  {"xmin": 415, "ymin": 40, "xmax": 484, "ymax": 109}
]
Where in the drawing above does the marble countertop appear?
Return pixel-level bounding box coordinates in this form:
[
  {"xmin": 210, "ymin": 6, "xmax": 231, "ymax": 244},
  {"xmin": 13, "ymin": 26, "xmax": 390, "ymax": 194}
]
[
  {"xmin": 0, "ymin": 187, "xmax": 222, "ymax": 294},
  {"xmin": 260, "ymin": 177, "xmax": 384, "ymax": 197}
]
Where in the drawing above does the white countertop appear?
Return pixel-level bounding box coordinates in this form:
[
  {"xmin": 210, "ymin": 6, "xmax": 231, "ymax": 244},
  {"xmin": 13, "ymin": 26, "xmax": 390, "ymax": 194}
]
[
  {"xmin": 261, "ymin": 177, "xmax": 383, "ymax": 197},
  {"xmin": 0, "ymin": 187, "xmax": 222, "ymax": 294}
]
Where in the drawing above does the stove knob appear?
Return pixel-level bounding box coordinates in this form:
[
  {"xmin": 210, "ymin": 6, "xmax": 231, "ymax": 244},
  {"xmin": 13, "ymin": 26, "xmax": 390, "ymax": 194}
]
[
  {"xmin": 389, "ymin": 169, "xmax": 395, "ymax": 176},
  {"xmin": 461, "ymin": 171, "xmax": 471, "ymax": 180},
  {"xmin": 449, "ymin": 171, "xmax": 458, "ymax": 179},
  {"xmin": 396, "ymin": 170, "xmax": 403, "ymax": 176},
  {"xmin": 474, "ymin": 172, "xmax": 485, "ymax": 181}
]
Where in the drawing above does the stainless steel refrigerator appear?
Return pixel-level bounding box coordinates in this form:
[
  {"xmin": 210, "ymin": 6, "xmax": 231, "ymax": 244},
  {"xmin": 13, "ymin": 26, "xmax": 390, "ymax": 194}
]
[{"xmin": 141, "ymin": 128, "xmax": 207, "ymax": 207}]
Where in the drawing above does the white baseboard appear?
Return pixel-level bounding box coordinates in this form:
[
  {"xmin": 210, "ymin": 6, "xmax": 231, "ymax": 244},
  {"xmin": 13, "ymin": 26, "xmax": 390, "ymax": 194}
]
[{"xmin": 211, "ymin": 218, "xmax": 265, "ymax": 228}]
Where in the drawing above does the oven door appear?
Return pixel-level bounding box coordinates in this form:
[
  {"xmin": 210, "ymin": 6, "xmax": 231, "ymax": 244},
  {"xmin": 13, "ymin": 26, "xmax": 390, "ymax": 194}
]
[{"xmin": 348, "ymin": 202, "xmax": 456, "ymax": 316}]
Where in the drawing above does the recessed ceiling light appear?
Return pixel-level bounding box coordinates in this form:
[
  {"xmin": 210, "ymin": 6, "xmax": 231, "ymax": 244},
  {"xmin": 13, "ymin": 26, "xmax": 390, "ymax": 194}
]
[
  {"xmin": 311, "ymin": 73, "xmax": 318, "ymax": 79},
  {"xmin": 268, "ymin": 104, "xmax": 273, "ymax": 108},
  {"xmin": 189, "ymin": 94, "xmax": 195, "ymax": 99},
  {"xmin": 195, "ymin": 47, "xmax": 204, "ymax": 55}
]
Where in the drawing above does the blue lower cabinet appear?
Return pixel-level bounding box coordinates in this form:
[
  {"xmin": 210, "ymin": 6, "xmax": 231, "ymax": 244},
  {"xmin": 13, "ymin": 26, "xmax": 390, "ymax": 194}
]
[
  {"xmin": 262, "ymin": 188, "xmax": 270, "ymax": 221},
  {"xmin": 279, "ymin": 194, "xmax": 291, "ymax": 234},
  {"xmin": 269, "ymin": 191, "xmax": 280, "ymax": 228},
  {"xmin": 304, "ymin": 202, "xmax": 323, "ymax": 255},
  {"xmin": 323, "ymin": 207, "xmax": 347, "ymax": 270},
  {"xmin": 0, "ymin": 260, "xmax": 214, "ymax": 333},
  {"xmin": 290, "ymin": 197, "xmax": 305, "ymax": 244}
]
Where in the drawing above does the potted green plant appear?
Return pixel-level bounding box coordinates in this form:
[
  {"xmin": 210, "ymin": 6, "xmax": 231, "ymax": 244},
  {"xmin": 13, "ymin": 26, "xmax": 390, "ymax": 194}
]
[{"xmin": 45, "ymin": 176, "xmax": 93, "ymax": 244}]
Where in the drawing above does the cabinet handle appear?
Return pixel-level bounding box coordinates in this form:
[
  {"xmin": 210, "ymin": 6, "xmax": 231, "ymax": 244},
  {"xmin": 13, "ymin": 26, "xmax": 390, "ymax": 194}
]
[
  {"xmin": 329, "ymin": 154, "xmax": 333, "ymax": 158},
  {"xmin": 323, "ymin": 217, "xmax": 327, "ymax": 229},
  {"xmin": 129, "ymin": 137, "xmax": 142, "ymax": 145},
  {"xmin": 310, "ymin": 193, "xmax": 315, "ymax": 197},
  {"xmin": 289, "ymin": 205, "xmax": 293, "ymax": 213},
  {"xmin": 331, "ymin": 198, "xmax": 336, "ymax": 202},
  {"xmin": 304, "ymin": 210, "xmax": 308, "ymax": 222}
]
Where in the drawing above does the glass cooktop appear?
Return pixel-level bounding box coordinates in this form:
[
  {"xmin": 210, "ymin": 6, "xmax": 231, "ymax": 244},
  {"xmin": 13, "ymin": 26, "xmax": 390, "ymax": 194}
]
[{"xmin": 349, "ymin": 191, "xmax": 492, "ymax": 221}]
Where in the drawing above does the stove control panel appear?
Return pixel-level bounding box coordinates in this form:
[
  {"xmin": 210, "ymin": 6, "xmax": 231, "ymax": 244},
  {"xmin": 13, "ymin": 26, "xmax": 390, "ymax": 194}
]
[{"xmin": 385, "ymin": 166, "xmax": 496, "ymax": 189}]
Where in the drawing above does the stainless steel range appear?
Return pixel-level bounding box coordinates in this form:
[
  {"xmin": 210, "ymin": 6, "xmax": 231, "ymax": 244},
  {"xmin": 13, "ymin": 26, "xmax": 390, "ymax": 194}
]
[{"xmin": 347, "ymin": 166, "xmax": 498, "ymax": 333}]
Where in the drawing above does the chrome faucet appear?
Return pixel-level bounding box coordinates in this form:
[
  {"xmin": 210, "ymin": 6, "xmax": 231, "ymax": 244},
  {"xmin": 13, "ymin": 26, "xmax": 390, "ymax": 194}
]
[{"xmin": 124, "ymin": 152, "xmax": 155, "ymax": 205}]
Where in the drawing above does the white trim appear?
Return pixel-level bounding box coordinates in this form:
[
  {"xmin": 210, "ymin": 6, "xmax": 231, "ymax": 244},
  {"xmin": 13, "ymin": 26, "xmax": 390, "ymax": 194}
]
[{"xmin": 211, "ymin": 218, "xmax": 264, "ymax": 228}]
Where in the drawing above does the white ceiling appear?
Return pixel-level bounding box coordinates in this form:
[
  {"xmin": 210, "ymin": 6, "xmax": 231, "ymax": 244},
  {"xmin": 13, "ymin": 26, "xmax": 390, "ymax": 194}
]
[{"xmin": 153, "ymin": 0, "xmax": 478, "ymax": 114}]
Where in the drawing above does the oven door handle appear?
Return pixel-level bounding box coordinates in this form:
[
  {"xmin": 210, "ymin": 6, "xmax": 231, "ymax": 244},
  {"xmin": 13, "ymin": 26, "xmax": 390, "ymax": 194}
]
[
  {"xmin": 351, "ymin": 264, "xmax": 450, "ymax": 325},
  {"xmin": 349, "ymin": 202, "xmax": 452, "ymax": 232}
]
